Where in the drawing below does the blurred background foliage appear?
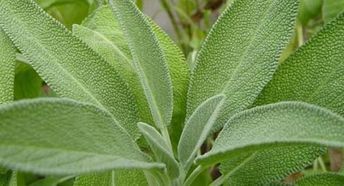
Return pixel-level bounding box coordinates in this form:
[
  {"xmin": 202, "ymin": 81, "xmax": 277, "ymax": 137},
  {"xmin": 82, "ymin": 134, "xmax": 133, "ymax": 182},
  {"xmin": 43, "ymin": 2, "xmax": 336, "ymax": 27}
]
[{"xmin": 3, "ymin": 0, "xmax": 344, "ymax": 185}]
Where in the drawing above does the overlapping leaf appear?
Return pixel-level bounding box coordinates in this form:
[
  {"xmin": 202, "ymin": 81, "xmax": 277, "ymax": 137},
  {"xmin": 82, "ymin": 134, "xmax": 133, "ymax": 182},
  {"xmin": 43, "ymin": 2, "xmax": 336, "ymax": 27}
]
[
  {"xmin": 0, "ymin": 0, "xmax": 140, "ymax": 139},
  {"xmin": 0, "ymin": 29, "xmax": 15, "ymax": 104},
  {"xmin": 296, "ymin": 173, "xmax": 344, "ymax": 186},
  {"xmin": 110, "ymin": 0, "xmax": 173, "ymax": 129},
  {"xmin": 187, "ymin": 0, "xmax": 298, "ymax": 130},
  {"xmin": 198, "ymin": 102, "xmax": 344, "ymax": 166},
  {"xmin": 0, "ymin": 98, "xmax": 163, "ymax": 175}
]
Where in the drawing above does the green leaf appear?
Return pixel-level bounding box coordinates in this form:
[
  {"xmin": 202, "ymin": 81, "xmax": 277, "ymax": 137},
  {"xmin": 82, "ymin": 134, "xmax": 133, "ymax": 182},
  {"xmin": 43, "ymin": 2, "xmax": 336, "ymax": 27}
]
[
  {"xmin": 245, "ymin": 12, "xmax": 344, "ymax": 185},
  {"xmin": 187, "ymin": 0, "xmax": 298, "ymax": 130},
  {"xmin": 0, "ymin": 98, "xmax": 163, "ymax": 175},
  {"xmin": 74, "ymin": 170, "xmax": 148, "ymax": 186},
  {"xmin": 14, "ymin": 62, "xmax": 42, "ymax": 100},
  {"xmin": 220, "ymin": 145, "xmax": 325, "ymax": 185},
  {"xmin": 138, "ymin": 122, "xmax": 179, "ymax": 179},
  {"xmin": 178, "ymin": 94, "xmax": 225, "ymax": 170},
  {"xmin": 296, "ymin": 173, "xmax": 344, "ymax": 186},
  {"xmin": 110, "ymin": 0, "xmax": 173, "ymax": 129},
  {"xmin": 323, "ymin": 0, "xmax": 344, "ymax": 23},
  {"xmin": 197, "ymin": 102, "xmax": 344, "ymax": 166},
  {"xmin": 0, "ymin": 0, "xmax": 140, "ymax": 139},
  {"xmin": 256, "ymin": 12, "xmax": 344, "ymax": 124},
  {"xmin": 0, "ymin": 29, "xmax": 15, "ymax": 104},
  {"xmin": 298, "ymin": 0, "xmax": 323, "ymax": 25}
]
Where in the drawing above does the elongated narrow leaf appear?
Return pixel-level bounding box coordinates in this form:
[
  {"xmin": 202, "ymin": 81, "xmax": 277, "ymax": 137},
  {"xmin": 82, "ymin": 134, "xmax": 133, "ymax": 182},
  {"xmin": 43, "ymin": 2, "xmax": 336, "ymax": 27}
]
[
  {"xmin": 256, "ymin": 12, "xmax": 344, "ymax": 117},
  {"xmin": 0, "ymin": 0, "xmax": 140, "ymax": 139},
  {"xmin": 110, "ymin": 0, "xmax": 173, "ymax": 129},
  {"xmin": 197, "ymin": 102, "xmax": 344, "ymax": 166},
  {"xmin": 178, "ymin": 94, "xmax": 225, "ymax": 170},
  {"xmin": 0, "ymin": 29, "xmax": 15, "ymax": 104},
  {"xmin": 138, "ymin": 122, "xmax": 179, "ymax": 179},
  {"xmin": 296, "ymin": 173, "xmax": 344, "ymax": 186},
  {"xmin": 74, "ymin": 170, "xmax": 148, "ymax": 186},
  {"xmin": 187, "ymin": 0, "xmax": 298, "ymax": 130},
  {"xmin": 237, "ymin": 13, "xmax": 344, "ymax": 185},
  {"xmin": 73, "ymin": 5, "xmax": 189, "ymax": 148},
  {"xmin": 0, "ymin": 98, "xmax": 163, "ymax": 175}
]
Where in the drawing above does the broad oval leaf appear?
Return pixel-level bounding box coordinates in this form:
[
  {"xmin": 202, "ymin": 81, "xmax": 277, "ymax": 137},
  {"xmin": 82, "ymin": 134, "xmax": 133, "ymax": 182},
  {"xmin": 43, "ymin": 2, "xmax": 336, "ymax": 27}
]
[
  {"xmin": 187, "ymin": 0, "xmax": 298, "ymax": 130},
  {"xmin": 0, "ymin": 29, "xmax": 15, "ymax": 104},
  {"xmin": 138, "ymin": 122, "xmax": 179, "ymax": 179},
  {"xmin": 0, "ymin": 98, "xmax": 163, "ymax": 175},
  {"xmin": 110, "ymin": 0, "xmax": 173, "ymax": 129},
  {"xmin": 178, "ymin": 94, "xmax": 225, "ymax": 170},
  {"xmin": 296, "ymin": 173, "xmax": 344, "ymax": 186},
  {"xmin": 197, "ymin": 102, "xmax": 344, "ymax": 166},
  {"xmin": 0, "ymin": 0, "xmax": 140, "ymax": 139}
]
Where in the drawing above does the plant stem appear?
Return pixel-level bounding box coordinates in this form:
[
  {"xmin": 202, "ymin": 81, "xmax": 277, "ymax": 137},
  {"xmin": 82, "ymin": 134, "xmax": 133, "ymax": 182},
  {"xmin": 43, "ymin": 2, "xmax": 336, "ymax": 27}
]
[
  {"xmin": 159, "ymin": 0, "xmax": 183, "ymax": 40},
  {"xmin": 209, "ymin": 175, "xmax": 226, "ymax": 186},
  {"xmin": 161, "ymin": 126, "xmax": 173, "ymax": 152},
  {"xmin": 183, "ymin": 165, "xmax": 207, "ymax": 186},
  {"xmin": 296, "ymin": 22, "xmax": 304, "ymax": 47}
]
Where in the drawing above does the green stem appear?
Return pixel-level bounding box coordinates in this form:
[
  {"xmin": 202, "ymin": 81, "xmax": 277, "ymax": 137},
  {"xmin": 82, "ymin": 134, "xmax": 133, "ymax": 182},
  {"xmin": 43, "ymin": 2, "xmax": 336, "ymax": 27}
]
[
  {"xmin": 318, "ymin": 157, "xmax": 327, "ymax": 172},
  {"xmin": 209, "ymin": 175, "xmax": 226, "ymax": 186},
  {"xmin": 183, "ymin": 166, "xmax": 207, "ymax": 186},
  {"xmin": 159, "ymin": 0, "xmax": 183, "ymax": 40},
  {"xmin": 161, "ymin": 126, "xmax": 173, "ymax": 152},
  {"xmin": 297, "ymin": 22, "xmax": 304, "ymax": 47}
]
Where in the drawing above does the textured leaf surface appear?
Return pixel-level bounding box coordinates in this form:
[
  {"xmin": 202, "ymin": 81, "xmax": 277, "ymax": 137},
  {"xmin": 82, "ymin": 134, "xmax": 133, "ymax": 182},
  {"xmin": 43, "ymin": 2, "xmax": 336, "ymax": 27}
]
[
  {"xmin": 198, "ymin": 102, "xmax": 344, "ymax": 166},
  {"xmin": 296, "ymin": 173, "xmax": 344, "ymax": 186},
  {"xmin": 74, "ymin": 170, "xmax": 148, "ymax": 186},
  {"xmin": 178, "ymin": 94, "xmax": 225, "ymax": 170},
  {"xmin": 220, "ymin": 145, "xmax": 325, "ymax": 186},
  {"xmin": 110, "ymin": 0, "xmax": 173, "ymax": 129},
  {"xmin": 138, "ymin": 122, "xmax": 179, "ymax": 178},
  {"xmin": 0, "ymin": 0, "xmax": 140, "ymax": 139},
  {"xmin": 0, "ymin": 29, "xmax": 15, "ymax": 104},
  {"xmin": 244, "ymin": 13, "xmax": 344, "ymax": 185},
  {"xmin": 0, "ymin": 98, "xmax": 162, "ymax": 175},
  {"xmin": 256, "ymin": 12, "xmax": 344, "ymax": 117},
  {"xmin": 187, "ymin": 0, "xmax": 298, "ymax": 130}
]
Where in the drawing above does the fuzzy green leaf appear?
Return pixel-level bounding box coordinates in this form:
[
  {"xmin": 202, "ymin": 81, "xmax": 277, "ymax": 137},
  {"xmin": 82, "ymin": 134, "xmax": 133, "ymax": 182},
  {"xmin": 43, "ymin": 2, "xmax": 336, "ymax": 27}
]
[
  {"xmin": 296, "ymin": 173, "xmax": 344, "ymax": 186},
  {"xmin": 74, "ymin": 170, "xmax": 148, "ymax": 186},
  {"xmin": 178, "ymin": 94, "xmax": 225, "ymax": 170},
  {"xmin": 256, "ymin": 12, "xmax": 344, "ymax": 118},
  {"xmin": 0, "ymin": 0, "xmax": 140, "ymax": 139},
  {"xmin": 110, "ymin": 0, "xmax": 173, "ymax": 129},
  {"xmin": 0, "ymin": 98, "xmax": 163, "ymax": 175},
  {"xmin": 0, "ymin": 29, "xmax": 15, "ymax": 104},
  {"xmin": 220, "ymin": 145, "xmax": 325, "ymax": 186},
  {"xmin": 187, "ymin": 0, "xmax": 298, "ymax": 130},
  {"xmin": 138, "ymin": 122, "xmax": 179, "ymax": 179},
  {"xmin": 197, "ymin": 102, "xmax": 344, "ymax": 166}
]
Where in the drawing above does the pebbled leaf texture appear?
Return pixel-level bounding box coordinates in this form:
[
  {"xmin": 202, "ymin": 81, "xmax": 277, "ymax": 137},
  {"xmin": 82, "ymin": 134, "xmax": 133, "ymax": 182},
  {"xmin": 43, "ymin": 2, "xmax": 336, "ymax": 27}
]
[
  {"xmin": 242, "ymin": 12, "xmax": 344, "ymax": 185},
  {"xmin": 178, "ymin": 94, "xmax": 225, "ymax": 170},
  {"xmin": 74, "ymin": 170, "xmax": 148, "ymax": 186},
  {"xmin": 0, "ymin": 98, "xmax": 163, "ymax": 175},
  {"xmin": 110, "ymin": 0, "xmax": 173, "ymax": 129},
  {"xmin": 138, "ymin": 122, "xmax": 179, "ymax": 179},
  {"xmin": 220, "ymin": 145, "xmax": 325, "ymax": 186},
  {"xmin": 256, "ymin": 12, "xmax": 344, "ymax": 118},
  {"xmin": 0, "ymin": 29, "xmax": 15, "ymax": 104},
  {"xmin": 198, "ymin": 102, "xmax": 344, "ymax": 166},
  {"xmin": 0, "ymin": 0, "xmax": 140, "ymax": 139},
  {"xmin": 296, "ymin": 173, "xmax": 344, "ymax": 186},
  {"xmin": 187, "ymin": 0, "xmax": 298, "ymax": 130}
]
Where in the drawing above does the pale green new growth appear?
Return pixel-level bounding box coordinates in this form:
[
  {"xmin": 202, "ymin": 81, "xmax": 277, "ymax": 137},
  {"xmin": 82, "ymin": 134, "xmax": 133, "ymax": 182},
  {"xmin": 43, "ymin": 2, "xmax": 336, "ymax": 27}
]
[
  {"xmin": 0, "ymin": 29, "xmax": 15, "ymax": 104},
  {"xmin": 110, "ymin": 0, "xmax": 173, "ymax": 130},
  {"xmin": 187, "ymin": 0, "xmax": 298, "ymax": 130},
  {"xmin": 178, "ymin": 94, "xmax": 225, "ymax": 171},
  {"xmin": 0, "ymin": 0, "xmax": 140, "ymax": 139},
  {"xmin": 138, "ymin": 122, "xmax": 179, "ymax": 179},
  {"xmin": 0, "ymin": 98, "xmax": 163, "ymax": 175},
  {"xmin": 198, "ymin": 102, "xmax": 344, "ymax": 165}
]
